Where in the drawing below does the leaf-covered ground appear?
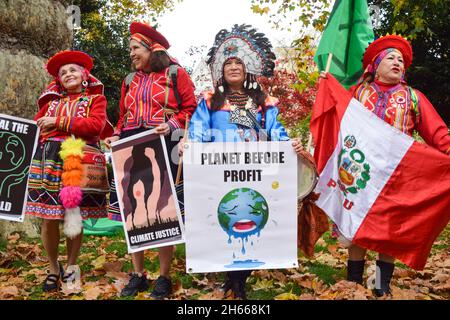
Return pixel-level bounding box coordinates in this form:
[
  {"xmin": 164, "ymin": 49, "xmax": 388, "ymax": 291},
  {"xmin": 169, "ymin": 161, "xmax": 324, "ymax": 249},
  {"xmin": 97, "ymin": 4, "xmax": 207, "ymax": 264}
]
[{"xmin": 0, "ymin": 224, "xmax": 448, "ymax": 300}]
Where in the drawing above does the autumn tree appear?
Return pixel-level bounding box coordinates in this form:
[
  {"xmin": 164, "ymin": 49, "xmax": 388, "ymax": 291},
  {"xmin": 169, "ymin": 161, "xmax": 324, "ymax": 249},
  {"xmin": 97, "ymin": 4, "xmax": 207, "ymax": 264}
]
[
  {"xmin": 251, "ymin": 0, "xmax": 331, "ymax": 32},
  {"xmin": 258, "ymin": 41, "xmax": 318, "ymax": 144}
]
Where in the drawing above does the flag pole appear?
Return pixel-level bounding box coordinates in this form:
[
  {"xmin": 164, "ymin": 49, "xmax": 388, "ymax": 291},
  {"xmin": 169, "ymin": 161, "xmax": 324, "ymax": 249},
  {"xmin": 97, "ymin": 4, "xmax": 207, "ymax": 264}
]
[
  {"xmin": 175, "ymin": 115, "xmax": 189, "ymax": 185},
  {"xmin": 306, "ymin": 130, "xmax": 313, "ymax": 152},
  {"xmin": 307, "ymin": 53, "xmax": 333, "ymax": 152},
  {"xmin": 325, "ymin": 53, "xmax": 333, "ymax": 74}
]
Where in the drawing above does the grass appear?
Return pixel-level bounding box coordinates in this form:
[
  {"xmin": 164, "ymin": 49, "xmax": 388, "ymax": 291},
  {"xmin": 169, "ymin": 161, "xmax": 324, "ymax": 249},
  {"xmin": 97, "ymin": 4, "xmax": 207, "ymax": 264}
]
[
  {"xmin": 247, "ymin": 286, "xmax": 279, "ymax": 300},
  {"xmin": 395, "ymin": 261, "xmax": 408, "ymax": 269},
  {"xmin": 29, "ymin": 285, "xmax": 45, "ymax": 300},
  {"xmin": 79, "ymin": 247, "xmax": 97, "ymax": 256},
  {"xmin": 313, "ymin": 244, "xmax": 328, "ymax": 253},
  {"xmin": 321, "ymin": 230, "xmax": 338, "ymax": 245},
  {"xmin": 122, "ymin": 261, "xmax": 134, "ymax": 274},
  {"xmin": 174, "ymin": 244, "xmax": 186, "ymax": 259},
  {"xmin": 84, "ymin": 275, "xmax": 103, "ymax": 282},
  {"xmin": 104, "ymin": 241, "xmax": 127, "ymax": 256},
  {"xmin": 80, "ymin": 263, "xmax": 94, "ymax": 273},
  {"xmin": 307, "ymin": 261, "xmax": 345, "ymax": 285},
  {"xmin": 177, "ymin": 271, "xmax": 194, "ymax": 288},
  {"xmin": 431, "ymin": 243, "xmax": 448, "ymax": 251},
  {"xmin": 286, "ymin": 283, "xmax": 303, "ymax": 295},
  {"xmin": 0, "ymin": 238, "xmax": 7, "ymax": 251},
  {"xmin": 11, "ymin": 259, "xmax": 29, "ymax": 269},
  {"xmin": 24, "ymin": 274, "xmax": 37, "ymax": 282},
  {"xmin": 2, "ymin": 223, "xmax": 448, "ymax": 300},
  {"xmin": 144, "ymin": 259, "xmax": 158, "ymax": 273}
]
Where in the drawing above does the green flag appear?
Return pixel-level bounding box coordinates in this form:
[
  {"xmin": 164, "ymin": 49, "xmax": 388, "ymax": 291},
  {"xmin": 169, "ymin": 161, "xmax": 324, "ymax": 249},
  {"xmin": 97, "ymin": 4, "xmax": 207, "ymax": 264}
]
[{"xmin": 314, "ymin": 0, "xmax": 374, "ymax": 88}]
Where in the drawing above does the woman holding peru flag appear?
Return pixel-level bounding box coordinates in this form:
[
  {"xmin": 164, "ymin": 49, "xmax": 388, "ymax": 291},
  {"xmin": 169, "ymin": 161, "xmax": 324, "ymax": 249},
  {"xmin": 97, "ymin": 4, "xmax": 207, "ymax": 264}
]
[
  {"xmin": 27, "ymin": 50, "xmax": 113, "ymax": 292},
  {"xmin": 314, "ymin": 34, "xmax": 450, "ymax": 297}
]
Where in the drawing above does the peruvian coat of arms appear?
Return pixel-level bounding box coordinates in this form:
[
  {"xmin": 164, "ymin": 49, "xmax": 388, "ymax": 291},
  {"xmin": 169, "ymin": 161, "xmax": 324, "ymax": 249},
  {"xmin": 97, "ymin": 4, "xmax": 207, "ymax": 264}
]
[{"xmin": 337, "ymin": 135, "xmax": 371, "ymax": 196}]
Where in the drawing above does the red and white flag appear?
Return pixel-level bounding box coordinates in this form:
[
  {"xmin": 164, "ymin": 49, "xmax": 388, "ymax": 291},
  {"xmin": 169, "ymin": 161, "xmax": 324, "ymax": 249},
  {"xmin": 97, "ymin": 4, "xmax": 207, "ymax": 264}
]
[{"xmin": 311, "ymin": 74, "xmax": 450, "ymax": 270}]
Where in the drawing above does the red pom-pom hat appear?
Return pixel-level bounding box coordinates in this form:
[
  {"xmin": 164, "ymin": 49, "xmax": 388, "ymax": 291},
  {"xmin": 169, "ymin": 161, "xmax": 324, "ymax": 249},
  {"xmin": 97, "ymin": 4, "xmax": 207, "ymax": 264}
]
[
  {"xmin": 46, "ymin": 50, "xmax": 94, "ymax": 78},
  {"xmin": 363, "ymin": 34, "xmax": 413, "ymax": 70},
  {"xmin": 130, "ymin": 21, "xmax": 170, "ymax": 49}
]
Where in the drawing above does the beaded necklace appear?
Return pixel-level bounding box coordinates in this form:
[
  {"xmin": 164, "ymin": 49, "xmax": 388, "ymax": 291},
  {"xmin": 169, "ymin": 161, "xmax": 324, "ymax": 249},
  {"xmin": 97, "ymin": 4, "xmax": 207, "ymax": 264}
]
[
  {"xmin": 227, "ymin": 92, "xmax": 249, "ymax": 108},
  {"xmin": 226, "ymin": 92, "xmax": 257, "ymax": 128},
  {"xmin": 226, "ymin": 92, "xmax": 261, "ymax": 141}
]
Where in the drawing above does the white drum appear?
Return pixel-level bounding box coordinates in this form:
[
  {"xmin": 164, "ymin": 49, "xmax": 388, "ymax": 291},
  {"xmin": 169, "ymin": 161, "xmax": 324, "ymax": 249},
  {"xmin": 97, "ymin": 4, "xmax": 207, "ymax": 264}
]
[{"xmin": 297, "ymin": 153, "xmax": 318, "ymax": 199}]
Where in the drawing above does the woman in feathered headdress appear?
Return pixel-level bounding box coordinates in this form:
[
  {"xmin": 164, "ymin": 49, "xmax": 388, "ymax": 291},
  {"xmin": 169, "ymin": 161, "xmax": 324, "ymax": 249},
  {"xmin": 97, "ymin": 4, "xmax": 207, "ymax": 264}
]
[{"xmin": 180, "ymin": 24, "xmax": 305, "ymax": 300}]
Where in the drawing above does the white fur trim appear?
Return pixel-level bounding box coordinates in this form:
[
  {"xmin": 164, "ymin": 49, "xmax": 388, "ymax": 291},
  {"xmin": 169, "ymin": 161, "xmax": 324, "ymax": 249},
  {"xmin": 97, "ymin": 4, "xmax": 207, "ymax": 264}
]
[{"xmin": 64, "ymin": 207, "xmax": 83, "ymax": 239}]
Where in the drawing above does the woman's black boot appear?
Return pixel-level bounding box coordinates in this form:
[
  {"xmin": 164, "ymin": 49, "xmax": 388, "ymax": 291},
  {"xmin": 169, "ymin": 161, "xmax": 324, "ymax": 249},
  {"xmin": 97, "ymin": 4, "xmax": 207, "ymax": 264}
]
[
  {"xmin": 374, "ymin": 260, "xmax": 394, "ymax": 297},
  {"xmin": 226, "ymin": 270, "xmax": 251, "ymax": 300},
  {"xmin": 347, "ymin": 260, "xmax": 365, "ymax": 284}
]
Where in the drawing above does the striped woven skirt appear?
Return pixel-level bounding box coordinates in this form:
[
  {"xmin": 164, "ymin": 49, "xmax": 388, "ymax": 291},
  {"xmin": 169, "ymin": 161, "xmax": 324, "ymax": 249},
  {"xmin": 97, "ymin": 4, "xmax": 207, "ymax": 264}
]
[
  {"xmin": 107, "ymin": 177, "xmax": 122, "ymax": 221},
  {"xmin": 26, "ymin": 139, "xmax": 108, "ymax": 220}
]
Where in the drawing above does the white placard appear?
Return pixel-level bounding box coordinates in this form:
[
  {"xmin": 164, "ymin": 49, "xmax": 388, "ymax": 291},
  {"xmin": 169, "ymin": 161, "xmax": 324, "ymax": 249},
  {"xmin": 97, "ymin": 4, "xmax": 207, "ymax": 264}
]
[{"xmin": 184, "ymin": 141, "xmax": 298, "ymax": 273}]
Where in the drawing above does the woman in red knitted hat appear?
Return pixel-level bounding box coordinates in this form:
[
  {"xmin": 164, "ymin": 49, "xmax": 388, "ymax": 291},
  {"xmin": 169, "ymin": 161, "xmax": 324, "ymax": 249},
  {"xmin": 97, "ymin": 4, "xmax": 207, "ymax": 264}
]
[
  {"xmin": 324, "ymin": 35, "xmax": 450, "ymax": 297},
  {"xmin": 27, "ymin": 50, "xmax": 113, "ymax": 292},
  {"xmin": 104, "ymin": 21, "xmax": 196, "ymax": 299}
]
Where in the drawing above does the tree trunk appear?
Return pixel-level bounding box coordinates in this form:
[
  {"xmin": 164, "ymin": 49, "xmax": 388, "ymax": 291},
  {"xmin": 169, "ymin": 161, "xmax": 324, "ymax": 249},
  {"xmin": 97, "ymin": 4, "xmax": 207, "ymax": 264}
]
[{"xmin": 0, "ymin": 0, "xmax": 72, "ymax": 239}]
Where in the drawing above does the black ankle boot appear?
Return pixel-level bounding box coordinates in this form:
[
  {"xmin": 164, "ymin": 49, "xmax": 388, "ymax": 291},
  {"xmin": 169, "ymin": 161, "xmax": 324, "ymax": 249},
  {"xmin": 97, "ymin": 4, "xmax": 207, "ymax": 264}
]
[
  {"xmin": 347, "ymin": 260, "xmax": 365, "ymax": 284},
  {"xmin": 374, "ymin": 260, "xmax": 394, "ymax": 297},
  {"xmin": 221, "ymin": 273, "xmax": 233, "ymax": 294}
]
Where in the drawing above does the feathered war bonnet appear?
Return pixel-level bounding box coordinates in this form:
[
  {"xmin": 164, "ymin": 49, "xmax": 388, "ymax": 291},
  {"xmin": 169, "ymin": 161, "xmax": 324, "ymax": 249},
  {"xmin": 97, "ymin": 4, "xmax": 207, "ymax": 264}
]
[{"xmin": 206, "ymin": 24, "xmax": 276, "ymax": 91}]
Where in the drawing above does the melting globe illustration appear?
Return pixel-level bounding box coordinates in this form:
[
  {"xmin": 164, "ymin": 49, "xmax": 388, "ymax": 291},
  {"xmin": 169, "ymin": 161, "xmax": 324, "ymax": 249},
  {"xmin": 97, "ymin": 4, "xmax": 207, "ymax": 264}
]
[{"xmin": 217, "ymin": 188, "xmax": 269, "ymax": 268}]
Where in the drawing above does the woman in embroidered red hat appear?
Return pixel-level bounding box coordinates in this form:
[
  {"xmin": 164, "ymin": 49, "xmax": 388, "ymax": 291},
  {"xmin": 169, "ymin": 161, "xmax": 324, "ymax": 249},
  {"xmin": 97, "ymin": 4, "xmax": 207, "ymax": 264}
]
[
  {"xmin": 324, "ymin": 35, "xmax": 450, "ymax": 297},
  {"xmin": 104, "ymin": 21, "xmax": 196, "ymax": 299},
  {"xmin": 26, "ymin": 50, "xmax": 113, "ymax": 292}
]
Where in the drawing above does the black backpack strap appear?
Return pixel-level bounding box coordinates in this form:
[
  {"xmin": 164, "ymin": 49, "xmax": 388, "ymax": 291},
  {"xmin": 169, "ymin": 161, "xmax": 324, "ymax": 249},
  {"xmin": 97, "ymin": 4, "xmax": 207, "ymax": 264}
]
[
  {"xmin": 169, "ymin": 64, "xmax": 182, "ymax": 108},
  {"xmin": 246, "ymin": 109, "xmax": 269, "ymax": 141},
  {"xmin": 125, "ymin": 72, "xmax": 136, "ymax": 91}
]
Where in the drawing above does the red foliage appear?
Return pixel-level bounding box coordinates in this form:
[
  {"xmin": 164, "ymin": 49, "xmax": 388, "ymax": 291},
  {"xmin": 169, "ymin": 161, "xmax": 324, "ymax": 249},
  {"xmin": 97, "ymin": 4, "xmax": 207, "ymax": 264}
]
[{"xmin": 259, "ymin": 69, "xmax": 317, "ymax": 129}]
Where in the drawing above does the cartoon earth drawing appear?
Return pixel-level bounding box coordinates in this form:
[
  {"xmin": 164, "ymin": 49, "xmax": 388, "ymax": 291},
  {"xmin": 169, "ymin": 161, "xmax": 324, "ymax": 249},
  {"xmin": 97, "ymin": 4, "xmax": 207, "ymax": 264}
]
[
  {"xmin": 217, "ymin": 188, "xmax": 269, "ymax": 257},
  {"xmin": 0, "ymin": 132, "xmax": 25, "ymax": 173}
]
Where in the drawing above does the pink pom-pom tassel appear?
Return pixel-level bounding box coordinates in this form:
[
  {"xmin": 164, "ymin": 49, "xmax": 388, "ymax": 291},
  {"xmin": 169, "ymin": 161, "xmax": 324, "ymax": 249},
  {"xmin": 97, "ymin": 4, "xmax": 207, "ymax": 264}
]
[{"xmin": 60, "ymin": 186, "xmax": 83, "ymax": 209}]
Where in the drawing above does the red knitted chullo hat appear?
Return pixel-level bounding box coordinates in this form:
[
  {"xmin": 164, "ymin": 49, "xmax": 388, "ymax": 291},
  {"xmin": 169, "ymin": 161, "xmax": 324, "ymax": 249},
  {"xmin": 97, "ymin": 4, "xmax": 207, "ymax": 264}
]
[
  {"xmin": 130, "ymin": 21, "xmax": 170, "ymax": 49},
  {"xmin": 46, "ymin": 50, "xmax": 94, "ymax": 77},
  {"xmin": 363, "ymin": 35, "xmax": 413, "ymax": 70}
]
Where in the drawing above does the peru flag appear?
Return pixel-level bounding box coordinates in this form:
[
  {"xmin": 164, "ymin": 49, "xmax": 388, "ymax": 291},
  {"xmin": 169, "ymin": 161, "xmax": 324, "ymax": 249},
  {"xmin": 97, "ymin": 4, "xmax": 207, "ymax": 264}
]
[{"xmin": 311, "ymin": 74, "xmax": 450, "ymax": 270}]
